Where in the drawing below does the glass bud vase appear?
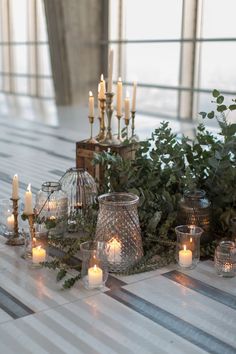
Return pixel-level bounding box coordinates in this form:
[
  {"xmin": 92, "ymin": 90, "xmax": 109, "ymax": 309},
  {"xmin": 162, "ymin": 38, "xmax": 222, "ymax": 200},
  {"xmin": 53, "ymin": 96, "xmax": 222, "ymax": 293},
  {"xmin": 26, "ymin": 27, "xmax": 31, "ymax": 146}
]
[
  {"xmin": 95, "ymin": 192, "xmax": 143, "ymax": 273},
  {"xmin": 175, "ymin": 225, "xmax": 203, "ymax": 269},
  {"xmin": 214, "ymin": 241, "xmax": 236, "ymax": 278},
  {"xmin": 80, "ymin": 241, "xmax": 109, "ymax": 289},
  {"xmin": 178, "ymin": 190, "xmax": 211, "ymax": 242},
  {"xmin": 60, "ymin": 168, "xmax": 97, "ymax": 233},
  {"xmin": 35, "ymin": 182, "xmax": 68, "ymax": 238}
]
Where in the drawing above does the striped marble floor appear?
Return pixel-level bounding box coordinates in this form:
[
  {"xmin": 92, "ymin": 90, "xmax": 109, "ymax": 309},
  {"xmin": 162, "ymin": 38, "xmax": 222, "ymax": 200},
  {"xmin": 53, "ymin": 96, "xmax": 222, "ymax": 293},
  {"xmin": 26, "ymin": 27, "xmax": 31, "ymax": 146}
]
[{"xmin": 0, "ymin": 110, "xmax": 236, "ymax": 353}]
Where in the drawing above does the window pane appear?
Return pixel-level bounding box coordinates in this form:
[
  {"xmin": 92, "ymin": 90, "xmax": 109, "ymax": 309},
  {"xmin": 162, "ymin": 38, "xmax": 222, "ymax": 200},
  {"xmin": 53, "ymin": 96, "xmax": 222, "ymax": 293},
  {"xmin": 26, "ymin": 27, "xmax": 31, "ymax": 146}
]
[
  {"xmin": 133, "ymin": 86, "xmax": 178, "ymax": 118},
  {"xmin": 14, "ymin": 77, "xmax": 28, "ymax": 94},
  {"xmin": 199, "ymin": 42, "xmax": 236, "ymax": 91},
  {"xmin": 125, "ymin": 43, "xmax": 180, "ymax": 86},
  {"xmin": 38, "ymin": 44, "xmax": 51, "ymax": 76},
  {"xmin": 10, "ymin": 0, "xmax": 28, "ymax": 42},
  {"xmin": 13, "ymin": 45, "xmax": 28, "ymax": 74},
  {"xmin": 201, "ymin": 0, "xmax": 236, "ymax": 38},
  {"xmin": 39, "ymin": 78, "xmax": 54, "ymax": 98},
  {"xmin": 124, "ymin": 0, "xmax": 182, "ymax": 40}
]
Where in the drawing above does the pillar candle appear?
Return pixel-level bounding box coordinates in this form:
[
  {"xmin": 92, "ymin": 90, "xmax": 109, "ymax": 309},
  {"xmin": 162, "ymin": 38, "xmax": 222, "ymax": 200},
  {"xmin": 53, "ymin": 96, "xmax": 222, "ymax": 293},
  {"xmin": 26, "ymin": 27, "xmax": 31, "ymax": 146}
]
[
  {"xmin": 179, "ymin": 245, "xmax": 192, "ymax": 267},
  {"xmin": 132, "ymin": 81, "xmax": 137, "ymax": 112},
  {"xmin": 32, "ymin": 246, "xmax": 46, "ymax": 264},
  {"xmin": 124, "ymin": 91, "xmax": 130, "ymax": 120},
  {"xmin": 88, "ymin": 264, "xmax": 103, "ymax": 288},
  {"xmin": 108, "ymin": 48, "xmax": 114, "ymax": 93},
  {"xmin": 12, "ymin": 174, "xmax": 19, "ymax": 199},
  {"xmin": 108, "ymin": 237, "xmax": 122, "ymax": 263},
  {"xmin": 99, "ymin": 74, "xmax": 106, "ymax": 99},
  {"xmin": 24, "ymin": 184, "xmax": 33, "ymax": 215},
  {"xmin": 7, "ymin": 214, "xmax": 14, "ymax": 231},
  {"xmin": 97, "ymin": 83, "xmax": 101, "ymax": 113},
  {"xmin": 88, "ymin": 91, "xmax": 94, "ymax": 117},
  {"xmin": 117, "ymin": 77, "xmax": 123, "ymax": 116}
]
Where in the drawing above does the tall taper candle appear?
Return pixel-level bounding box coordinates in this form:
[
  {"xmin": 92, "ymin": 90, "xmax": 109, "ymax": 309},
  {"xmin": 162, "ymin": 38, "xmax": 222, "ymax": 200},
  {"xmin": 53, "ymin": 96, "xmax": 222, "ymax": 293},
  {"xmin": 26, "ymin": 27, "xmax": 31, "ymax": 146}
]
[
  {"xmin": 24, "ymin": 184, "xmax": 33, "ymax": 215},
  {"xmin": 89, "ymin": 91, "xmax": 94, "ymax": 117},
  {"xmin": 99, "ymin": 74, "xmax": 106, "ymax": 99},
  {"xmin": 12, "ymin": 174, "xmax": 19, "ymax": 199},
  {"xmin": 117, "ymin": 77, "xmax": 123, "ymax": 116},
  {"xmin": 132, "ymin": 81, "xmax": 137, "ymax": 112},
  {"xmin": 108, "ymin": 48, "xmax": 114, "ymax": 93},
  {"xmin": 124, "ymin": 91, "xmax": 130, "ymax": 120}
]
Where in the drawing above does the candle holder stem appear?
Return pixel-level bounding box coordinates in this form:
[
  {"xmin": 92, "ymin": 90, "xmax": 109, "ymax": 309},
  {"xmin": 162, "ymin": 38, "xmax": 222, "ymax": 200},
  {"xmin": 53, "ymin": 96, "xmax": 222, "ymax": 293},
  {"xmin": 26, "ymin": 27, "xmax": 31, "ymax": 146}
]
[
  {"xmin": 87, "ymin": 116, "xmax": 98, "ymax": 144},
  {"xmin": 100, "ymin": 92, "xmax": 119, "ymax": 146},
  {"xmin": 28, "ymin": 214, "xmax": 36, "ymax": 241},
  {"xmin": 117, "ymin": 114, "xmax": 122, "ymax": 142},
  {"xmin": 124, "ymin": 118, "xmax": 130, "ymax": 141},
  {"xmin": 97, "ymin": 98, "xmax": 106, "ymax": 141},
  {"xmin": 6, "ymin": 198, "xmax": 25, "ymax": 246},
  {"xmin": 130, "ymin": 111, "xmax": 139, "ymax": 143}
]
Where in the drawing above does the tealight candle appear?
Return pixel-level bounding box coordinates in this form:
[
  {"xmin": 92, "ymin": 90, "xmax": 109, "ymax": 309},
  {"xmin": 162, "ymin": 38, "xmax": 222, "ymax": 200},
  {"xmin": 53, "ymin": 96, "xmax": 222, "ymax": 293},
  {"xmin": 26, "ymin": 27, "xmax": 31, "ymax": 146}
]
[
  {"xmin": 7, "ymin": 214, "xmax": 14, "ymax": 231},
  {"xmin": 88, "ymin": 264, "xmax": 103, "ymax": 288},
  {"xmin": 108, "ymin": 237, "xmax": 121, "ymax": 263},
  {"xmin": 32, "ymin": 246, "xmax": 46, "ymax": 264},
  {"xmin": 179, "ymin": 245, "xmax": 192, "ymax": 268}
]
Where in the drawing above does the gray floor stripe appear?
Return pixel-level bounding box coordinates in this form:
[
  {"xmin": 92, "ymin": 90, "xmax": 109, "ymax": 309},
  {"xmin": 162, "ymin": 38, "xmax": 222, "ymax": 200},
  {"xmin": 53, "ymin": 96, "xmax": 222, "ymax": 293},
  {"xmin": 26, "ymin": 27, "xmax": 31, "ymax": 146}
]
[
  {"xmin": 0, "ymin": 286, "xmax": 34, "ymax": 319},
  {"xmin": 163, "ymin": 270, "xmax": 236, "ymax": 310},
  {"xmin": 106, "ymin": 288, "xmax": 236, "ymax": 354}
]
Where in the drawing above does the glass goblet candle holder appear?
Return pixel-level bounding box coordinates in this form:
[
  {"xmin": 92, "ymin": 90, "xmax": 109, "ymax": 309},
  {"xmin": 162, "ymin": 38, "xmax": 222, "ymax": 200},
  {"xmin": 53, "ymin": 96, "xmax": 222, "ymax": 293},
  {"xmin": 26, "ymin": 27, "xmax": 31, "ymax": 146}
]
[
  {"xmin": 80, "ymin": 241, "xmax": 109, "ymax": 290},
  {"xmin": 175, "ymin": 225, "xmax": 203, "ymax": 269},
  {"xmin": 214, "ymin": 241, "xmax": 236, "ymax": 278}
]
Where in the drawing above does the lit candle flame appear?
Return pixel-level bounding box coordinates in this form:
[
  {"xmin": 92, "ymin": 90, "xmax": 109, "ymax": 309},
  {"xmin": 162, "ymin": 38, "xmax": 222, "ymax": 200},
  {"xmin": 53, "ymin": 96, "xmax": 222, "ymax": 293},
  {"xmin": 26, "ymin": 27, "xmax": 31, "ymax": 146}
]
[
  {"xmin": 118, "ymin": 77, "xmax": 122, "ymax": 82},
  {"xmin": 36, "ymin": 245, "xmax": 41, "ymax": 250},
  {"xmin": 27, "ymin": 183, "xmax": 31, "ymax": 192},
  {"xmin": 183, "ymin": 245, "xmax": 187, "ymax": 251},
  {"xmin": 89, "ymin": 91, "xmax": 93, "ymax": 97},
  {"xmin": 93, "ymin": 265, "xmax": 97, "ymax": 271},
  {"xmin": 190, "ymin": 237, "xmax": 192, "ymax": 243},
  {"xmin": 126, "ymin": 91, "xmax": 130, "ymax": 98},
  {"xmin": 101, "ymin": 73, "xmax": 104, "ymax": 81}
]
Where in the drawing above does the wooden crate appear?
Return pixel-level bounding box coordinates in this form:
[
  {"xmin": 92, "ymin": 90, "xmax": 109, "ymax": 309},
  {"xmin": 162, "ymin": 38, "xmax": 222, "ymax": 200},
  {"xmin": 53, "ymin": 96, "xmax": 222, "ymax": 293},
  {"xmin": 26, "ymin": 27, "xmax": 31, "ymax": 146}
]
[{"xmin": 76, "ymin": 140, "xmax": 138, "ymax": 184}]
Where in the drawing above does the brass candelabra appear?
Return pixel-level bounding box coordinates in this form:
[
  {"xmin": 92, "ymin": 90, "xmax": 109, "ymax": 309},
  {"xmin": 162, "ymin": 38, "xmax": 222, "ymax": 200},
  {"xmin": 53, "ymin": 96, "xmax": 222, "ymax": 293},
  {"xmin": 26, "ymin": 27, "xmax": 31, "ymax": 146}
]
[
  {"xmin": 124, "ymin": 117, "xmax": 130, "ymax": 140},
  {"xmin": 6, "ymin": 198, "xmax": 25, "ymax": 246},
  {"xmin": 116, "ymin": 113, "xmax": 123, "ymax": 144}
]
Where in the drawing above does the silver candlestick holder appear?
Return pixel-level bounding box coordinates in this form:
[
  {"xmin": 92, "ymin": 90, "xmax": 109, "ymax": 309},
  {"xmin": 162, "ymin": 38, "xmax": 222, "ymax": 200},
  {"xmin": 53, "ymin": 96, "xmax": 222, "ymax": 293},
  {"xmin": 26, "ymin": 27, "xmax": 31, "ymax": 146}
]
[
  {"xmin": 6, "ymin": 198, "xmax": 25, "ymax": 246},
  {"xmin": 130, "ymin": 111, "xmax": 139, "ymax": 142},
  {"xmin": 124, "ymin": 116, "xmax": 130, "ymax": 141},
  {"xmin": 87, "ymin": 116, "xmax": 98, "ymax": 144}
]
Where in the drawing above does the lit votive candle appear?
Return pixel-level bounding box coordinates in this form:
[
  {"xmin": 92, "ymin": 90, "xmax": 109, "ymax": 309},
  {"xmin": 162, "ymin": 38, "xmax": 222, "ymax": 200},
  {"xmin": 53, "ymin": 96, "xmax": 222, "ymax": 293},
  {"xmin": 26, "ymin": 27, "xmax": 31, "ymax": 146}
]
[
  {"xmin": 32, "ymin": 246, "xmax": 46, "ymax": 264},
  {"xmin": 223, "ymin": 262, "xmax": 233, "ymax": 273},
  {"xmin": 108, "ymin": 237, "xmax": 121, "ymax": 263},
  {"xmin": 179, "ymin": 245, "xmax": 192, "ymax": 268},
  {"xmin": 88, "ymin": 264, "xmax": 103, "ymax": 288},
  {"xmin": 7, "ymin": 214, "xmax": 14, "ymax": 231}
]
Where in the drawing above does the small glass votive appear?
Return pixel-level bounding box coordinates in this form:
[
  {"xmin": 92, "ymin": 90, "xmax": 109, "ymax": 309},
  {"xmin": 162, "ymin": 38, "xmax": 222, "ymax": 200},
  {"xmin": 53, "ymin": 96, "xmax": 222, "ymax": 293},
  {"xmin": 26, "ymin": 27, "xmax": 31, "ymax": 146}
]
[
  {"xmin": 214, "ymin": 241, "xmax": 236, "ymax": 278},
  {"xmin": 23, "ymin": 233, "xmax": 47, "ymax": 268},
  {"xmin": 80, "ymin": 241, "xmax": 109, "ymax": 290},
  {"xmin": 175, "ymin": 225, "xmax": 203, "ymax": 269},
  {"xmin": 0, "ymin": 199, "xmax": 15, "ymax": 237}
]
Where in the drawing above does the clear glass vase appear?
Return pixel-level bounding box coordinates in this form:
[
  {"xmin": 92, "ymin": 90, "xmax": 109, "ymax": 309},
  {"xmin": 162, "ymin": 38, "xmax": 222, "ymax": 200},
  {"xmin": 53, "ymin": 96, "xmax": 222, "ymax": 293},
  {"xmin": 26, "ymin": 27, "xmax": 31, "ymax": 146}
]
[
  {"xmin": 35, "ymin": 182, "xmax": 68, "ymax": 237},
  {"xmin": 80, "ymin": 241, "xmax": 109, "ymax": 289},
  {"xmin": 178, "ymin": 190, "xmax": 211, "ymax": 242},
  {"xmin": 175, "ymin": 225, "xmax": 203, "ymax": 269},
  {"xmin": 60, "ymin": 168, "xmax": 97, "ymax": 232},
  {"xmin": 95, "ymin": 192, "xmax": 143, "ymax": 273},
  {"xmin": 214, "ymin": 241, "xmax": 236, "ymax": 277}
]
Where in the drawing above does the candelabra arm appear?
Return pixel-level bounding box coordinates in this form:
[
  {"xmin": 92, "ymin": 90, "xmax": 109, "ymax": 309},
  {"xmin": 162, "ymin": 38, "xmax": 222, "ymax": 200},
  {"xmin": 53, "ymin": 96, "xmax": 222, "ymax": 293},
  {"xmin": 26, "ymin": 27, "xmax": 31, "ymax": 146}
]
[{"xmin": 6, "ymin": 198, "xmax": 25, "ymax": 246}]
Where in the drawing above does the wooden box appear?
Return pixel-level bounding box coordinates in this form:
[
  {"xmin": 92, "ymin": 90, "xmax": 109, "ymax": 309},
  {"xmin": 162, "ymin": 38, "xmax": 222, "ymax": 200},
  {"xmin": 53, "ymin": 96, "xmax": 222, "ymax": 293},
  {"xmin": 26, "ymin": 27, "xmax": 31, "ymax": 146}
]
[{"xmin": 76, "ymin": 140, "xmax": 138, "ymax": 184}]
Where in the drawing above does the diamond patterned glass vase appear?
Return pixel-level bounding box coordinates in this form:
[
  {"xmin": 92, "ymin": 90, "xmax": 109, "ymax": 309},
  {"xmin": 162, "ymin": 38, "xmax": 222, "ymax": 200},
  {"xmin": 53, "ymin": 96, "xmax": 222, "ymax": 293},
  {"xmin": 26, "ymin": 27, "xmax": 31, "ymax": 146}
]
[{"xmin": 95, "ymin": 192, "xmax": 143, "ymax": 273}]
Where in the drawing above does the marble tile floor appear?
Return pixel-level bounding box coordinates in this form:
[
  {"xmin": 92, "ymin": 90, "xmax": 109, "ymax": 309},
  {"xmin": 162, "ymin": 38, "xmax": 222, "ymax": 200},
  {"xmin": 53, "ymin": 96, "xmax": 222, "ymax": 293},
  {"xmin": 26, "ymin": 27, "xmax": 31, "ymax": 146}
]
[{"xmin": 0, "ymin": 99, "xmax": 236, "ymax": 353}]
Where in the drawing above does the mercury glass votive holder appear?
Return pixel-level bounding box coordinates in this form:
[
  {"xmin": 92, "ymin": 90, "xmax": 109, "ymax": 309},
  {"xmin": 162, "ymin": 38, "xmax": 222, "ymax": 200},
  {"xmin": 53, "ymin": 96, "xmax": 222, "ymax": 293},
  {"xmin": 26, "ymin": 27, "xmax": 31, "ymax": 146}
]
[
  {"xmin": 214, "ymin": 241, "xmax": 236, "ymax": 278},
  {"xmin": 80, "ymin": 241, "xmax": 109, "ymax": 290},
  {"xmin": 175, "ymin": 225, "xmax": 203, "ymax": 269}
]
